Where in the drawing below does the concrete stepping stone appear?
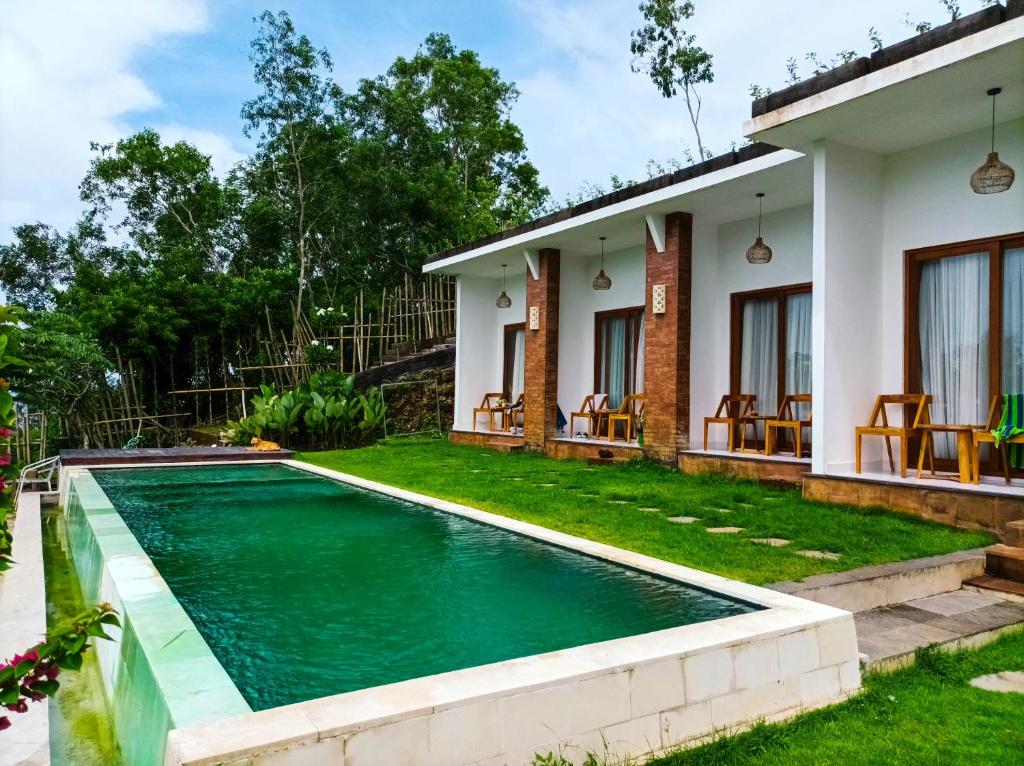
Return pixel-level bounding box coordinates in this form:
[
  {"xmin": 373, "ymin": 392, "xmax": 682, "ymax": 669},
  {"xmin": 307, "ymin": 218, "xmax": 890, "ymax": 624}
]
[
  {"xmin": 706, "ymin": 527, "xmax": 745, "ymax": 534},
  {"xmin": 798, "ymin": 550, "xmax": 840, "ymax": 560},
  {"xmin": 750, "ymin": 538, "xmax": 791, "ymax": 547},
  {"xmin": 533, "ymin": 483, "xmax": 557, "ymax": 487},
  {"xmin": 969, "ymin": 671, "xmax": 1024, "ymax": 694},
  {"xmin": 703, "ymin": 507, "xmax": 733, "ymax": 513},
  {"xmin": 609, "ymin": 500, "xmax": 632, "ymax": 505},
  {"xmin": 637, "ymin": 507, "xmax": 660, "ymax": 513},
  {"xmin": 738, "ymin": 503, "xmax": 756, "ymax": 509},
  {"xmin": 667, "ymin": 516, "xmax": 699, "ymax": 524}
]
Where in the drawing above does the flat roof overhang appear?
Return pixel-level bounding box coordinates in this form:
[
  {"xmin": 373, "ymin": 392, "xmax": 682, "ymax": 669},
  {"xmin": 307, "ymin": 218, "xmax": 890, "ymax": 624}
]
[
  {"xmin": 744, "ymin": 16, "xmax": 1024, "ymax": 154},
  {"xmin": 424, "ymin": 149, "xmax": 812, "ymax": 278}
]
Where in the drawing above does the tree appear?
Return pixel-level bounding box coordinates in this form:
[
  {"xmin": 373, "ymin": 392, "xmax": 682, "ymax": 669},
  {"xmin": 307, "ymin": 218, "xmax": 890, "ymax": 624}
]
[
  {"xmin": 0, "ymin": 225, "xmax": 70, "ymax": 311},
  {"xmin": 630, "ymin": 0, "xmax": 714, "ymax": 161},
  {"xmin": 241, "ymin": 10, "xmax": 340, "ymax": 340}
]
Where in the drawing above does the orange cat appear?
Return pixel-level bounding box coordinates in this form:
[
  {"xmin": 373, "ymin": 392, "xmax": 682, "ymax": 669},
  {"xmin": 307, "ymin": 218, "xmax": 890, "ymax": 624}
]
[{"xmin": 249, "ymin": 437, "xmax": 282, "ymax": 451}]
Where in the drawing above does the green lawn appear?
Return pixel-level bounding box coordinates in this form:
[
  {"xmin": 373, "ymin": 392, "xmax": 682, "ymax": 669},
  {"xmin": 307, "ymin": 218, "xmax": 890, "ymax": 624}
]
[
  {"xmin": 299, "ymin": 438, "xmax": 992, "ymax": 585},
  {"xmin": 651, "ymin": 631, "xmax": 1024, "ymax": 765}
]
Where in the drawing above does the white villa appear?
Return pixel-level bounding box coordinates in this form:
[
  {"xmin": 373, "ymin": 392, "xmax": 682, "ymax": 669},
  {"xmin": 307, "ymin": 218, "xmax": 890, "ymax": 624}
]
[{"xmin": 425, "ymin": 4, "xmax": 1024, "ymax": 535}]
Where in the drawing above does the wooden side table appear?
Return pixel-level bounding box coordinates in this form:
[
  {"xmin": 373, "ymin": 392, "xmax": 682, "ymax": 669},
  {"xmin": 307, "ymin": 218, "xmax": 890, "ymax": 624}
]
[{"xmin": 916, "ymin": 423, "xmax": 975, "ymax": 483}]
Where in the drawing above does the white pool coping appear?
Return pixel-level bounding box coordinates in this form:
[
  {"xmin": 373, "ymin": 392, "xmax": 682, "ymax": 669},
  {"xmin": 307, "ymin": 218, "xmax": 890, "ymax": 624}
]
[{"xmin": 61, "ymin": 459, "xmax": 862, "ymax": 766}]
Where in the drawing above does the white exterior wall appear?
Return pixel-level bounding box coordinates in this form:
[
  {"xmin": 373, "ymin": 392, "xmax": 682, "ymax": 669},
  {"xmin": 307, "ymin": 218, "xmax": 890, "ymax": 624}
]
[
  {"xmin": 690, "ymin": 206, "xmax": 813, "ymax": 449},
  {"xmin": 453, "ymin": 275, "xmax": 525, "ymax": 431},
  {"xmin": 812, "ymin": 142, "xmax": 885, "ymax": 474},
  {"xmin": 557, "ymin": 246, "xmax": 646, "ymax": 421}
]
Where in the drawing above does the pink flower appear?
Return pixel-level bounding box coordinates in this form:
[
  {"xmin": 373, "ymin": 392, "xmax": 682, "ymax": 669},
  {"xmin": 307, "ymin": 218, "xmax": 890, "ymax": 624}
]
[
  {"xmin": 0, "ymin": 427, "xmax": 12, "ymax": 439},
  {"xmin": 0, "ymin": 716, "xmax": 10, "ymax": 731},
  {"xmin": 0, "ymin": 453, "xmax": 11, "ymax": 466},
  {"xmin": 4, "ymin": 700, "xmax": 28, "ymax": 714}
]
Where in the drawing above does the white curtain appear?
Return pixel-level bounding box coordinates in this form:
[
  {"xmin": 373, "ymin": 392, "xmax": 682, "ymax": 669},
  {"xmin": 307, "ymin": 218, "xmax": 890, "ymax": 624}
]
[
  {"xmin": 635, "ymin": 315, "xmax": 646, "ymax": 393},
  {"xmin": 741, "ymin": 298, "xmax": 778, "ymax": 416},
  {"xmin": 510, "ymin": 328, "xmax": 526, "ymax": 401},
  {"xmin": 603, "ymin": 318, "xmax": 627, "ymax": 409},
  {"xmin": 785, "ymin": 292, "xmax": 812, "ymax": 420},
  {"xmin": 919, "ymin": 252, "xmax": 989, "ymax": 457},
  {"xmin": 1003, "ymin": 247, "xmax": 1024, "ymax": 393}
]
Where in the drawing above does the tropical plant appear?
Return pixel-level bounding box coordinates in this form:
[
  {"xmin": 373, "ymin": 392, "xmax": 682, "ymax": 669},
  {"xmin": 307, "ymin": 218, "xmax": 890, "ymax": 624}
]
[
  {"xmin": 0, "ymin": 604, "xmax": 119, "ymax": 732},
  {"xmin": 224, "ymin": 373, "xmax": 385, "ymax": 450},
  {"xmin": 0, "ymin": 307, "xmax": 27, "ymax": 572}
]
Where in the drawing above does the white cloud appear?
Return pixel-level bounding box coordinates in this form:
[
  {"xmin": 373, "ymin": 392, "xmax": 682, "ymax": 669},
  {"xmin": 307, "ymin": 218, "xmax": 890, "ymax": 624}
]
[
  {"xmin": 511, "ymin": 0, "xmax": 978, "ymax": 201},
  {"xmin": 156, "ymin": 124, "xmax": 247, "ymax": 177},
  {"xmin": 0, "ymin": 0, "xmax": 242, "ymax": 240}
]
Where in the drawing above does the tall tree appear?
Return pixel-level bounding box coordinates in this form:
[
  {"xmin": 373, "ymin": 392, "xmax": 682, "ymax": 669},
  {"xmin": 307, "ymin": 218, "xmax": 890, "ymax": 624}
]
[
  {"xmin": 0, "ymin": 224, "xmax": 70, "ymax": 310},
  {"xmin": 241, "ymin": 10, "xmax": 340, "ymax": 338},
  {"xmin": 630, "ymin": 0, "xmax": 714, "ymax": 160}
]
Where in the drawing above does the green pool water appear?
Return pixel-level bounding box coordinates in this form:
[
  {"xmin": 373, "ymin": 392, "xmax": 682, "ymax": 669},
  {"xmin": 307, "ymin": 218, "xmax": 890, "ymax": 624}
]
[{"xmin": 91, "ymin": 463, "xmax": 759, "ymax": 711}]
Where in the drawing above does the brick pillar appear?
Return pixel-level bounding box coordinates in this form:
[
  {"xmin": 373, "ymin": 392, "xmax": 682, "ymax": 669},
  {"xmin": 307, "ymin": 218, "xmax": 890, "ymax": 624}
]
[
  {"xmin": 643, "ymin": 212, "xmax": 692, "ymax": 462},
  {"xmin": 524, "ymin": 248, "xmax": 560, "ymax": 449}
]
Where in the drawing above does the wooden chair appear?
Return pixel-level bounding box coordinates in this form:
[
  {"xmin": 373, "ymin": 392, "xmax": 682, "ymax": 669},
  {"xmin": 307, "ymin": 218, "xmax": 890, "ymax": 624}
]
[
  {"xmin": 855, "ymin": 394, "xmax": 932, "ymax": 478},
  {"xmin": 608, "ymin": 394, "xmax": 645, "ymax": 443},
  {"xmin": 973, "ymin": 394, "xmax": 1024, "ymax": 484},
  {"xmin": 765, "ymin": 394, "xmax": 812, "ymax": 458},
  {"xmin": 738, "ymin": 398, "xmax": 785, "ymax": 454},
  {"xmin": 570, "ymin": 394, "xmax": 608, "ymax": 438},
  {"xmin": 703, "ymin": 394, "xmax": 756, "ymax": 452},
  {"xmin": 472, "ymin": 392, "xmax": 507, "ymax": 431}
]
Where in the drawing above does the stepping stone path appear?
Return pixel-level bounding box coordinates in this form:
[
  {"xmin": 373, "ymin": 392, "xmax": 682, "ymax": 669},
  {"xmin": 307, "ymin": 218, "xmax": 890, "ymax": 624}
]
[
  {"xmin": 704, "ymin": 507, "xmax": 733, "ymax": 513},
  {"xmin": 637, "ymin": 507, "xmax": 660, "ymax": 513},
  {"xmin": 706, "ymin": 527, "xmax": 745, "ymax": 534},
  {"xmin": 609, "ymin": 500, "xmax": 632, "ymax": 505},
  {"xmin": 668, "ymin": 516, "xmax": 699, "ymax": 524},
  {"xmin": 533, "ymin": 483, "xmax": 557, "ymax": 487},
  {"xmin": 738, "ymin": 503, "xmax": 757, "ymax": 509},
  {"xmin": 798, "ymin": 550, "xmax": 840, "ymax": 560},
  {"xmin": 969, "ymin": 671, "xmax": 1024, "ymax": 694},
  {"xmin": 750, "ymin": 538, "xmax": 791, "ymax": 547}
]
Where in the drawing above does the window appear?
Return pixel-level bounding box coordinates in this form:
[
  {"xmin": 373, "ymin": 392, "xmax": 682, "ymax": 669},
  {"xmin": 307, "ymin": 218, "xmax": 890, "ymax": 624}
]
[
  {"xmin": 730, "ymin": 284, "xmax": 812, "ymax": 417},
  {"xmin": 594, "ymin": 307, "xmax": 645, "ymax": 409},
  {"xmin": 906, "ymin": 232, "xmax": 1024, "ymax": 459},
  {"xmin": 503, "ymin": 323, "xmax": 525, "ymax": 401}
]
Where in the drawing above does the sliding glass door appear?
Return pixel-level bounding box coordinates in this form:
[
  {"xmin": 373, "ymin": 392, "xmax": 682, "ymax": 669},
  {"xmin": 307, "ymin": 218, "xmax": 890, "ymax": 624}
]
[
  {"xmin": 595, "ymin": 308, "xmax": 644, "ymax": 410},
  {"xmin": 907, "ymin": 233, "xmax": 1024, "ymax": 462},
  {"xmin": 731, "ymin": 284, "xmax": 812, "ymax": 418}
]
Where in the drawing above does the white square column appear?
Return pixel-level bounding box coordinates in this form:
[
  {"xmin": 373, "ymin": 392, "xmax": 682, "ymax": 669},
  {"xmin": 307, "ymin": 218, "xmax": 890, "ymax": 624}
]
[{"xmin": 811, "ymin": 141, "xmax": 885, "ymax": 474}]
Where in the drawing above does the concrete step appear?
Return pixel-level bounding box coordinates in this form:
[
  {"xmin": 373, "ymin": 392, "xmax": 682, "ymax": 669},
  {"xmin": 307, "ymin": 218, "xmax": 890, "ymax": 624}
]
[
  {"xmin": 1004, "ymin": 519, "xmax": 1024, "ymax": 547},
  {"xmin": 485, "ymin": 441, "xmax": 524, "ymax": 453},
  {"xmin": 985, "ymin": 544, "xmax": 1024, "ymax": 583},
  {"xmin": 964, "ymin": 575, "xmax": 1024, "ymax": 604}
]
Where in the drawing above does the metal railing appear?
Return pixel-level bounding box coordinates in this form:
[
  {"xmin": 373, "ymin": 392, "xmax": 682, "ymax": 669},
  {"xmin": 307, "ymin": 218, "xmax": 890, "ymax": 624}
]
[{"xmin": 12, "ymin": 455, "xmax": 60, "ymax": 510}]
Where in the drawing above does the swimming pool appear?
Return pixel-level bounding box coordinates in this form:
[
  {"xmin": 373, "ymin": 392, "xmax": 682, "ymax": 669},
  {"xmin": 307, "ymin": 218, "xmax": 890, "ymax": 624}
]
[{"xmin": 61, "ymin": 459, "xmax": 861, "ymax": 766}]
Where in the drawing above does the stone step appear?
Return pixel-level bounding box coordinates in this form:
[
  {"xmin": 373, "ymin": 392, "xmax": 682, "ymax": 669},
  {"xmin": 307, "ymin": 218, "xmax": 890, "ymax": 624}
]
[
  {"xmin": 985, "ymin": 544, "xmax": 1024, "ymax": 583},
  {"xmin": 963, "ymin": 574, "xmax": 1024, "ymax": 604},
  {"xmin": 485, "ymin": 441, "xmax": 524, "ymax": 453},
  {"xmin": 1005, "ymin": 519, "xmax": 1024, "ymax": 548}
]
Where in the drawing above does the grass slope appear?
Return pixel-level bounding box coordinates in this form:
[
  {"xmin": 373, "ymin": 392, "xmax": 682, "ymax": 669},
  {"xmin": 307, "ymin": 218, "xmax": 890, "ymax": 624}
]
[
  {"xmin": 299, "ymin": 438, "xmax": 991, "ymax": 585},
  {"xmin": 652, "ymin": 631, "xmax": 1024, "ymax": 765}
]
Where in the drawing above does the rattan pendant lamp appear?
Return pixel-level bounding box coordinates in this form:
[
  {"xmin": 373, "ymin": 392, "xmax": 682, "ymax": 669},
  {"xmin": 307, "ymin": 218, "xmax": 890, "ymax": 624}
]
[
  {"xmin": 592, "ymin": 236, "xmax": 612, "ymax": 290},
  {"xmin": 970, "ymin": 87, "xmax": 1015, "ymax": 194},
  {"xmin": 495, "ymin": 264, "xmax": 512, "ymax": 308},
  {"xmin": 745, "ymin": 192, "xmax": 772, "ymax": 264}
]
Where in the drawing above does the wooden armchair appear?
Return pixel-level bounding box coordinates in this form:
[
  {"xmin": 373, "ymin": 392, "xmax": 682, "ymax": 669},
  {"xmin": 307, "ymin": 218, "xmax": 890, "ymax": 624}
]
[
  {"xmin": 973, "ymin": 394, "xmax": 1024, "ymax": 484},
  {"xmin": 570, "ymin": 393, "xmax": 608, "ymax": 438},
  {"xmin": 765, "ymin": 394, "xmax": 812, "ymax": 458},
  {"xmin": 703, "ymin": 394, "xmax": 756, "ymax": 452},
  {"xmin": 608, "ymin": 394, "xmax": 645, "ymax": 443},
  {"xmin": 472, "ymin": 392, "xmax": 507, "ymax": 432},
  {"xmin": 855, "ymin": 394, "xmax": 931, "ymax": 478}
]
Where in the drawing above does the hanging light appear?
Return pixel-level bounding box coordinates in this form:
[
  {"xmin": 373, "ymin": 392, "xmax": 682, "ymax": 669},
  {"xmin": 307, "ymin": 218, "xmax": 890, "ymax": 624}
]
[
  {"xmin": 971, "ymin": 87, "xmax": 1015, "ymax": 195},
  {"xmin": 495, "ymin": 264, "xmax": 512, "ymax": 308},
  {"xmin": 746, "ymin": 192, "xmax": 773, "ymax": 264},
  {"xmin": 592, "ymin": 236, "xmax": 612, "ymax": 290}
]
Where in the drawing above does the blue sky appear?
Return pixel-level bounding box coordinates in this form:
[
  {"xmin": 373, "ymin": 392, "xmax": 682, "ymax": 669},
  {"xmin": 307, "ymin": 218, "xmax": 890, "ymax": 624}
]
[{"xmin": 0, "ymin": 0, "xmax": 989, "ymax": 241}]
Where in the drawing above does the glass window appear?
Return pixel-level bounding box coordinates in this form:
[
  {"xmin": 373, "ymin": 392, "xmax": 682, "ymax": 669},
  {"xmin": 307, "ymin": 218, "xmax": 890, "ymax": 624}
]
[
  {"xmin": 503, "ymin": 324, "xmax": 525, "ymax": 401},
  {"xmin": 595, "ymin": 308, "xmax": 644, "ymax": 409}
]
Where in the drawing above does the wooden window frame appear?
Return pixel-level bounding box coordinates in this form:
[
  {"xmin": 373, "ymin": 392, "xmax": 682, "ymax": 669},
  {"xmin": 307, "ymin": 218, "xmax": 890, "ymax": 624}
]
[
  {"xmin": 904, "ymin": 230, "xmax": 1024, "ymax": 473},
  {"xmin": 502, "ymin": 323, "xmax": 525, "ymax": 399},
  {"xmin": 729, "ymin": 282, "xmax": 813, "ymax": 415},
  {"xmin": 593, "ymin": 306, "xmax": 645, "ymax": 400}
]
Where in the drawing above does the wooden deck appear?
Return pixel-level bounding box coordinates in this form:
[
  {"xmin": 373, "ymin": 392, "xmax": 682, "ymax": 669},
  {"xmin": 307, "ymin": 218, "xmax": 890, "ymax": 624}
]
[{"xmin": 60, "ymin": 447, "xmax": 294, "ymax": 466}]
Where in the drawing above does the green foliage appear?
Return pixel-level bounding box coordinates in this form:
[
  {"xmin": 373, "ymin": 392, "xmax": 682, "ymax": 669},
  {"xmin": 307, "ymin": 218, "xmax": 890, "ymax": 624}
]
[
  {"xmin": 0, "ymin": 306, "xmax": 27, "ymax": 571},
  {"xmin": 0, "ymin": 604, "xmax": 120, "ymax": 732},
  {"xmin": 226, "ymin": 373, "xmax": 385, "ymax": 450}
]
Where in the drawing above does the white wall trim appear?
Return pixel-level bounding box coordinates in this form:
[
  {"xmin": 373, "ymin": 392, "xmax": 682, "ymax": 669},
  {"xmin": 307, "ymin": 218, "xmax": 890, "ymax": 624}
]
[
  {"xmin": 645, "ymin": 214, "xmax": 666, "ymax": 253},
  {"xmin": 523, "ymin": 249, "xmax": 539, "ymax": 280}
]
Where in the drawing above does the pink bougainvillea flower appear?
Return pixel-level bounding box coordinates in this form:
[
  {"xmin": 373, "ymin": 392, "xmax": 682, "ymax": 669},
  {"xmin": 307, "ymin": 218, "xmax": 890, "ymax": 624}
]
[
  {"xmin": 5, "ymin": 700, "xmax": 28, "ymax": 714},
  {"xmin": 0, "ymin": 716, "xmax": 10, "ymax": 731},
  {"xmin": 0, "ymin": 453, "xmax": 11, "ymax": 466},
  {"xmin": 0, "ymin": 426, "xmax": 12, "ymax": 439}
]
